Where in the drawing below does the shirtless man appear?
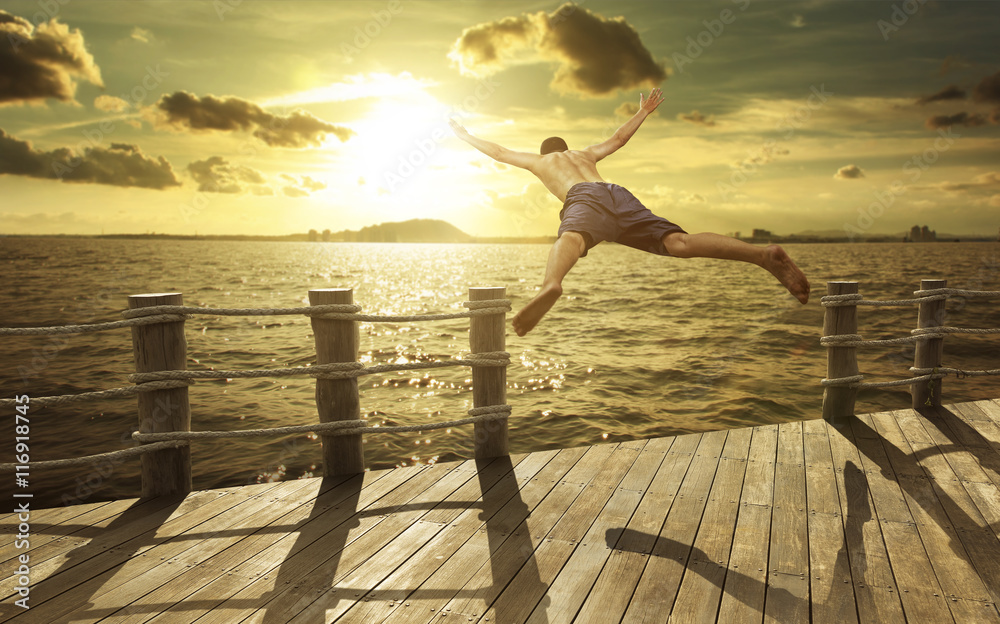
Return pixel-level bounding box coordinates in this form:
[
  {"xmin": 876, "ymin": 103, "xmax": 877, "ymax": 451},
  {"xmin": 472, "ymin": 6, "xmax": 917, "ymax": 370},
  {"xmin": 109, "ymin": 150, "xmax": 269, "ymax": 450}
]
[{"xmin": 450, "ymin": 87, "xmax": 810, "ymax": 337}]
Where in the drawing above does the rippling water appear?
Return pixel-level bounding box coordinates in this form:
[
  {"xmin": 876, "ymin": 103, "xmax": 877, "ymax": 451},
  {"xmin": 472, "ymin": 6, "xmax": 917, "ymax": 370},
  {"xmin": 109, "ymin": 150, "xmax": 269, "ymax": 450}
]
[{"xmin": 2, "ymin": 237, "xmax": 999, "ymax": 507}]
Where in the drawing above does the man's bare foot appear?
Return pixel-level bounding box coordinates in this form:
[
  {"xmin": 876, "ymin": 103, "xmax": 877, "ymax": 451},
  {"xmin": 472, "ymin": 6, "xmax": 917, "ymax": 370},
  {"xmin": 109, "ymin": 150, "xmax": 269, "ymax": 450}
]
[
  {"xmin": 763, "ymin": 245, "xmax": 810, "ymax": 303},
  {"xmin": 512, "ymin": 283, "xmax": 563, "ymax": 336}
]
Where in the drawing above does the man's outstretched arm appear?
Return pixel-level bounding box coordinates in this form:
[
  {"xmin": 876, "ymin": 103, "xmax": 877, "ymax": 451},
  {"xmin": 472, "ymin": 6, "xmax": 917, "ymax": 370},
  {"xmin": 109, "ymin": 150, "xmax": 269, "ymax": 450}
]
[
  {"xmin": 586, "ymin": 87, "xmax": 664, "ymax": 161},
  {"xmin": 449, "ymin": 119, "xmax": 540, "ymax": 170}
]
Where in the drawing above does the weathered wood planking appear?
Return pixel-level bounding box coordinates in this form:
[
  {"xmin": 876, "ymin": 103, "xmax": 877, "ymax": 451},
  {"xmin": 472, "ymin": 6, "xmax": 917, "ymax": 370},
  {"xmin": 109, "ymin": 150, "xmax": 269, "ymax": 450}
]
[{"xmin": 5, "ymin": 399, "xmax": 1000, "ymax": 623}]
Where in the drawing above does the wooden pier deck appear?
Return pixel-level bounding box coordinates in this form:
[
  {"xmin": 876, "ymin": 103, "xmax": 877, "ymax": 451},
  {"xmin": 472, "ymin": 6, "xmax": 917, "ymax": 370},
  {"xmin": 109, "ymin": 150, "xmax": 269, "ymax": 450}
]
[{"xmin": 5, "ymin": 398, "xmax": 1000, "ymax": 623}]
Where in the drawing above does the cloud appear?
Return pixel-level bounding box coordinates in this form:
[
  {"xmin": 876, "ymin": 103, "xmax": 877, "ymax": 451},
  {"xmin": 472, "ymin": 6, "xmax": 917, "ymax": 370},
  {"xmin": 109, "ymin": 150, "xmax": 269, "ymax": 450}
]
[
  {"xmin": 187, "ymin": 156, "xmax": 268, "ymax": 194},
  {"xmin": 0, "ymin": 10, "xmax": 103, "ymax": 106},
  {"xmin": 151, "ymin": 91, "xmax": 354, "ymax": 148},
  {"xmin": 915, "ymin": 85, "xmax": 966, "ymax": 105},
  {"xmin": 924, "ymin": 111, "xmax": 987, "ymax": 129},
  {"xmin": 677, "ymin": 110, "xmax": 716, "ymax": 127},
  {"xmin": 914, "ymin": 171, "xmax": 1000, "ymax": 193},
  {"xmin": 940, "ymin": 55, "xmax": 973, "ymax": 76},
  {"xmin": 94, "ymin": 95, "xmax": 130, "ymax": 113},
  {"xmin": 130, "ymin": 27, "xmax": 152, "ymax": 44},
  {"xmin": 972, "ymin": 69, "xmax": 1000, "ymax": 104},
  {"xmin": 615, "ymin": 102, "xmax": 639, "ymax": 117},
  {"xmin": 790, "ymin": 15, "xmax": 806, "ymax": 28},
  {"xmin": 0, "ymin": 128, "xmax": 180, "ymax": 189},
  {"xmin": 280, "ymin": 173, "xmax": 327, "ymax": 198},
  {"xmin": 448, "ymin": 2, "xmax": 667, "ymax": 97},
  {"xmin": 834, "ymin": 164, "xmax": 864, "ymax": 180}
]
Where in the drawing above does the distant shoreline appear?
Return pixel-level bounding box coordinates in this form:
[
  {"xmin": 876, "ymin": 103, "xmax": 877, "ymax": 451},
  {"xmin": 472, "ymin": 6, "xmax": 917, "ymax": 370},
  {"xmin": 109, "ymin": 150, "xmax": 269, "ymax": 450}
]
[{"xmin": 3, "ymin": 233, "xmax": 998, "ymax": 244}]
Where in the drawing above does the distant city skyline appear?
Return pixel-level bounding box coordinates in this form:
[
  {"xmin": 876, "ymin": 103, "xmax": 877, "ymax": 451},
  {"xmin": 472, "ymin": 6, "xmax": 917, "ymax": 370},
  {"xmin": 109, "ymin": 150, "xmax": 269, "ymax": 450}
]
[{"xmin": 1, "ymin": 1, "xmax": 998, "ymax": 238}]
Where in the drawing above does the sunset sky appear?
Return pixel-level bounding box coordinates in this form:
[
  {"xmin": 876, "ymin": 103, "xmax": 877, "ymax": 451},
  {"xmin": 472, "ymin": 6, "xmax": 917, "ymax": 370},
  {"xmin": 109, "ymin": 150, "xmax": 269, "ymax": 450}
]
[{"xmin": 1, "ymin": 0, "xmax": 998, "ymax": 238}]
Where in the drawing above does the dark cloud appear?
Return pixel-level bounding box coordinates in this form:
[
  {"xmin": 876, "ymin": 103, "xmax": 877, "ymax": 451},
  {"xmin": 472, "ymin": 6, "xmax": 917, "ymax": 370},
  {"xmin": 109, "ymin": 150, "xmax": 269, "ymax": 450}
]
[
  {"xmin": 0, "ymin": 128, "xmax": 180, "ymax": 189},
  {"xmin": 924, "ymin": 111, "xmax": 988, "ymax": 129},
  {"xmin": 677, "ymin": 110, "xmax": 716, "ymax": 127},
  {"xmin": 187, "ymin": 156, "xmax": 268, "ymax": 194},
  {"xmin": 972, "ymin": 70, "xmax": 1000, "ymax": 104},
  {"xmin": 152, "ymin": 91, "xmax": 354, "ymax": 148},
  {"xmin": 834, "ymin": 164, "xmax": 864, "ymax": 180},
  {"xmin": 915, "ymin": 85, "xmax": 966, "ymax": 105},
  {"xmin": 0, "ymin": 10, "xmax": 103, "ymax": 106},
  {"xmin": 449, "ymin": 3, "xmax": 667, "ymax": 97}
]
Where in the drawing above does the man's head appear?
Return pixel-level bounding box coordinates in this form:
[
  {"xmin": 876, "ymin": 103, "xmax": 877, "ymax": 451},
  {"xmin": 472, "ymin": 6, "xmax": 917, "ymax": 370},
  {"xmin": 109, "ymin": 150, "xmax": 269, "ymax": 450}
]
[{"xmin": 540, "ymin": 136, "xmax": 568, "ymax": 155}]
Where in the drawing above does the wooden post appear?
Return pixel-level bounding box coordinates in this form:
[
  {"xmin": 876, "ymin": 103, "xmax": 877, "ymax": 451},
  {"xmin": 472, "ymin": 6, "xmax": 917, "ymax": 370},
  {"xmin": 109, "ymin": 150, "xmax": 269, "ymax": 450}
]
[
  {"xmin": 913, "ymin": 278, "xmax": 946, "ymax": 409},
  {"xmin": 129, "ymin": 293, "xmax": 192, "ymax": 498},
  {"xmin": 822, "ymin": 281, "xmax": 859, "ymax": 426},
  {"xmin": 469, "ymin": 286, "xmax": 508, "ymax": 458},
  {"xmin": 310, "ymin": 288, "xmax": 363, "ymax": 475}
]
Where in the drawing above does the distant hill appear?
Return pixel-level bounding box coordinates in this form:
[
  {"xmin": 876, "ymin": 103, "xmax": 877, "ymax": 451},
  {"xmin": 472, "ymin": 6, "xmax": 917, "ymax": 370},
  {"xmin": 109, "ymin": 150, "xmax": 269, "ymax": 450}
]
[{"xmin": 329, "ymin": 219, "xmax": 473, "ymax": 243}]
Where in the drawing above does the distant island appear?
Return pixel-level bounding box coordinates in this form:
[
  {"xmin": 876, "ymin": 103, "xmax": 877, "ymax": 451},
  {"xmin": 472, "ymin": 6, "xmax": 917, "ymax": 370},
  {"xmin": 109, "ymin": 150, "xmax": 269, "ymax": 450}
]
[{"xmin": 5, "ymin": 219, "xmax": 999, "ymax": 244}]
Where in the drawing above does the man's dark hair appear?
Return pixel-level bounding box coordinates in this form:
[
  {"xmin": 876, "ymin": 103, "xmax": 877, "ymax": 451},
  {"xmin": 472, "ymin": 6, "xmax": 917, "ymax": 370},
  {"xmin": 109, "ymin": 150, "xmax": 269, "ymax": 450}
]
[{"xmin": 540, "ymin": 137, "xmax": 568, "ymax": 155}]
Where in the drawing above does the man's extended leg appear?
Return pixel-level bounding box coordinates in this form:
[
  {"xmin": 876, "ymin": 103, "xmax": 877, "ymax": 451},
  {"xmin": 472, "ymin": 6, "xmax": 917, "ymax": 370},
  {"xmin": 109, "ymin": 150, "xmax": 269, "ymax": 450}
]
[
  {"xmin": 512, "ymin": 231, "xmax": 587, "ymax": 336},
  {"xmin": 662, "ymin": 231, "xmax": 810, "ymax": 303}
]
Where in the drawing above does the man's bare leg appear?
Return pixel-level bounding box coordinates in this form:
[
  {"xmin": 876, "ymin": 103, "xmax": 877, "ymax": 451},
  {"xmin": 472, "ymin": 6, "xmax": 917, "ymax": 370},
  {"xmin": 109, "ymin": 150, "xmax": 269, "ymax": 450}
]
[
  {"xmin": 662, "ymin": 232, "xmax": 810, "ymax": 303},
  {"xmin": 513, "ymin": 232, "xmax": 586, "ymax": 336}
]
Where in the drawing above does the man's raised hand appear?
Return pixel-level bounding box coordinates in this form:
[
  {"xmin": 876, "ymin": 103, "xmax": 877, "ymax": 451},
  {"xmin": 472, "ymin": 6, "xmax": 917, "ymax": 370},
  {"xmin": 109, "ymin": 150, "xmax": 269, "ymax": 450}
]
[
  {"xmin": 639, "ymin": 87, "xmax": 664, "ymax": 114},
  {"xmin": 449, "ymin": 118, "xmax": 470, "ymax": 139}
]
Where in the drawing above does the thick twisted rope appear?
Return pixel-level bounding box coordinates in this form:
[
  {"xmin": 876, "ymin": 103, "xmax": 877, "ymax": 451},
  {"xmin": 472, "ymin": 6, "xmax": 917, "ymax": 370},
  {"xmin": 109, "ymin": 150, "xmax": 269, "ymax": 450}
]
[
  {"xmin": 0, "ymin": 380, "xmax": 193, "ymax": 409},
  {"xmin": 0, "ymin": 314, "xmax": 189, "ymax": 336},
  {"xmin": 822, "ymin": 288, "xmax": 1000, "ymax": 307},
  {"xmin": 821, "ymin": 373, "xmax": 944, "ymax": 389},
  {"xmin": 0, "ymin": 299, "xmax": 510, "ymax": 336},
  {"xmin": 127, "ymin": 351, "xmax": 510, "ymax": 383},
  {"xmin": 121, "ymin": 299, "xmax": 511, "ymax": 322},
  {"xmin": 821, "ymin": 326, "xmax": 1000, "ymax": 348},
  {"xmin": 910, "ymin": 367, "xmax": 1000, "ymax": 379},
  {"xmin": 0, "ymin": 440, "xmax": 187, "ymax": 473},
  {"xmin": 131, "ymin": 404, "xmax": 512, "ymax": 443}
]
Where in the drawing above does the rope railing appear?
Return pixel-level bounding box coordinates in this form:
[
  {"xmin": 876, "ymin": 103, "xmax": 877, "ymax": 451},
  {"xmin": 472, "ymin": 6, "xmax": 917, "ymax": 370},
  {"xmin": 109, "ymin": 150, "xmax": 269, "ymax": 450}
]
[
  {"xmin": 821, "ymin": 279, "xmax": 999, "ymax": 423},
  {"xmin": 0, "ymin": 441, "xmax": 187, "ymax": 473},
  {"xmin": 2, "ymin": 288, "xmax": 513, "ymax": 496},
  {"xmin": 0, "ymin": 300, "xmax": 512, "ymax": 336}
]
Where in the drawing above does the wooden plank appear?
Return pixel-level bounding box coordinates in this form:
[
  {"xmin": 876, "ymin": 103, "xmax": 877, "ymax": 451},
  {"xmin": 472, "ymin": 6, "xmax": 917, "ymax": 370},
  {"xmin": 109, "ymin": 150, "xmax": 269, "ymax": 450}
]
[
  {"xmin": 765, "ymin": 421, "xmax": 809, "ymax": 623},
  {"xmin": 671, "ymin": 428, "xmax": 751, "ymax": 622},
  {"xmin": 112, "ymin": 462, "xmax": 434, "ymax": 624},
  {"xmin": 100, "ymin": 466, "xmax": 410, "ymax": 624},
  {"xmin": 334, "ymin": 453, "xmax": 553, "ymax": 623},
  {"xmin": 850, "ymin": 413, "xmax": 955, "ymax": 623},
  {"xmin": 478, "ymin": 444, "xmax": 643, "ymax": 623},
  {"xmin": 945, "ymin": 402, "xmax": 1000, "ymax": 489},
  {"xmin": 576, "ymin": 435, "xmax": 699, "ymax": 623},
  {"xmin": 718, "ymin": 425, "xmax": 777, "ymax": 624},
  {"xmin": 196, "ymin": 462, "xmax": 476, "ymax": 624},
  {"xmin": 2, "ymin": 479, "xmax": 310, "ymax": 624},
  {"xmin": 622, "ymin": 429, "xmax": 727, "ymax": 623},
  {"xmin": 803, "ymin": 419, "xmax": 859, "ymax": 624},
  {"xmin": 888, "ymin": 409, "xmax": 1000, "ymax": 605},
  {"xmin": 363, "ymin": 446, "xmax": 589, "ymax": 624},
  {"xmin": 826, "ymin": 415, "xmax": 905, "ymax": 624},
  {"xmin": 0, "ymin": 496, "xmax": 170, "ymax": 571},
  {"xmin": 524, "ymin": 445, "xmax": 665, "ymax": 623}
]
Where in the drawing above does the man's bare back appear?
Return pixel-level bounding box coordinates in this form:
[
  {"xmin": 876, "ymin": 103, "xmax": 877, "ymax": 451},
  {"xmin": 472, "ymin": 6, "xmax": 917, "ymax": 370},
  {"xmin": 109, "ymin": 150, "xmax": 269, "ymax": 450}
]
[{"xmin": 530, "ymin": 150, "xmax": 605, "ymax": 202}]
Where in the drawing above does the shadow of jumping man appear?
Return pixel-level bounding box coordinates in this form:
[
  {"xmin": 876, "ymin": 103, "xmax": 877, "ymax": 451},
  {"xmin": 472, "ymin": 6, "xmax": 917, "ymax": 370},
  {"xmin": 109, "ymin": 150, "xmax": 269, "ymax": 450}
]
[{"xmin": 606, "ymin": 527, "xmax": 796, "ymax": 618}]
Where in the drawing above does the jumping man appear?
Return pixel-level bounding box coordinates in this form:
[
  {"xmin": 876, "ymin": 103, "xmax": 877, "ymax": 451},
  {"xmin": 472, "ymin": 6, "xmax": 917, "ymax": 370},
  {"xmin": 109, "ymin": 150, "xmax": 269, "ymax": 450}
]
[{"xmin": 449, "ymin": 87, "xmax": 810, "ymax": 337}]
